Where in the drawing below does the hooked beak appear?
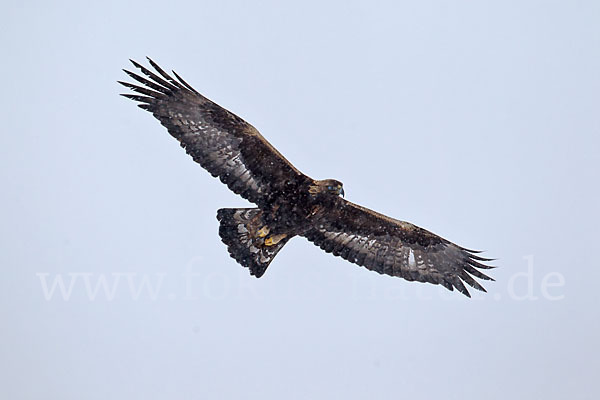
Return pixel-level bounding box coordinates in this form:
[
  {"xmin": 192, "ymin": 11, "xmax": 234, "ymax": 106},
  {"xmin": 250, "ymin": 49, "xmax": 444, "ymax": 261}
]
[{"xmin": 339, "ymin": 187, "xmax": 345, "ymax": 198}]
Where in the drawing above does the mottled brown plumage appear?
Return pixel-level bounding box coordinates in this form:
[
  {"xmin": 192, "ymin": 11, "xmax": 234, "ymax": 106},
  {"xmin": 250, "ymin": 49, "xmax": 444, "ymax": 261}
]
[{"xmin": 120, "ymin": 57, "xmax": 494, "ymax": 297}]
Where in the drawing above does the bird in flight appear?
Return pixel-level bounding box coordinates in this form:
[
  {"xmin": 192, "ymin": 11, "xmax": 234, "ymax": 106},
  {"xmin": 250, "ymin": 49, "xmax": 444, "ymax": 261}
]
[{"xmin": 119, "ymin": 57, "xmax": 494, "ymax": 297}]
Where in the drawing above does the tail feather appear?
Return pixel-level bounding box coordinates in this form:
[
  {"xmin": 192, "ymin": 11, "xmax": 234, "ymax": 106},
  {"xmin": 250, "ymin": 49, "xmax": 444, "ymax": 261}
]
[{"xmin": 216, "ymin": 208, "xmax": 290, "ymax": 277}]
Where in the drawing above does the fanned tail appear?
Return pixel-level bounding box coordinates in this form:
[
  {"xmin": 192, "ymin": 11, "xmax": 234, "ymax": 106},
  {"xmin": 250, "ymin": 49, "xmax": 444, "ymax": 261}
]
[{"xmin": 216, "ymin": 208, "xmax": 290, "ymax": 277}]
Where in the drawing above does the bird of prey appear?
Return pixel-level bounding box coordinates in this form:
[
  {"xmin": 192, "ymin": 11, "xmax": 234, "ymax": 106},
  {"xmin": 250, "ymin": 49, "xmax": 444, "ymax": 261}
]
[{"xmin": 119, "ymin": 57, "xmax": 494, "ymax": 297}]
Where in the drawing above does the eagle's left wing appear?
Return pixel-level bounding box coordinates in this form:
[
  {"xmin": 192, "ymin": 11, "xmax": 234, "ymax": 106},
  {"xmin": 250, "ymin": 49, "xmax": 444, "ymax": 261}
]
[
  {"xmin": 119, "ymin": 58, "xmax": 303, "ymax": 207},
  {"xmin": 304, "ymin": 199, "xmax": 494, "ymax": 297}
]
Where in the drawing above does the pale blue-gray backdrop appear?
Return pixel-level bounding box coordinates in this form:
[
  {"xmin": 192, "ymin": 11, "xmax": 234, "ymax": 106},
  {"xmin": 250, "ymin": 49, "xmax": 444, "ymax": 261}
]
[{"xmin": 2, "ymin": 1, "xmax": 599, "ymax": 399}]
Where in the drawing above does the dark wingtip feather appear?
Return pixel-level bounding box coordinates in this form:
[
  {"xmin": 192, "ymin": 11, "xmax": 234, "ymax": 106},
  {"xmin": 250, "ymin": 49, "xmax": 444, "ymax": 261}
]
[
  {"xmin": 460, "ymin": 246, "xmax": 483, "ymax": 253},
  {"xmin": 458, "ymin": 283, "xmax": 471, "ymax": 298},
  {"xmin": 146, "ymin": 56, "xmax": 166, "ymax": 76},
  {"xmin": 122, "ymin": 69, "xmax": 140, "ymax": 79},
  {"xmin": 463, "ymin": 264, "xmax": 494, "ymax": 281},
  {"xmin": 460, "ymin": 271, "xmax": 487, "ymax": 293},
  {"xmin": 127, "ymin": 58, "xmax": 178, "ymax": 90},
  {"xmin": 120, "ymin": 93, "xmax": 153, "ymax": 103},
  {"xmin": 172, "ymin": 70, "xmax": 198, "ymax": 93},
  {"xmin": 468, "ymin": 258, "xmax": 496, "ymax": 270},
  {"xmin": 119, "ymin": 81, "xmax": 165, "ymax": 99},
  {"xmin": 129, "ymin": 59, "xmax": 143, "ymax": 69},
  {"xmin": 146, "ymin": 57, "xmax": 184, "ymax": 88},
  {"xmin": 455, "ymin": 280, "xmax": 471, "ymax": 298},
  {"xmin": 122, "ymin": 69, "xmax": 172, "ymax": 94},
  {"xmin": 475, "ymin": 285, "xmax": 487, "ymax": 293},
  {"xmin": 469, "ymin": 253, "xmax": 496, "ymax": 262},
  {"xmin": 118, "ymin": 81, "xmax": 142, "ymax": 91}
]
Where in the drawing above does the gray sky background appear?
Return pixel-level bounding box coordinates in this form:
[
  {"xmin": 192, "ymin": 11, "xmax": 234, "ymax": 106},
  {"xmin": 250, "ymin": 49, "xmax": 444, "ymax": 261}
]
[{"xmin": 2, "ymin": 1, "xmax": 599, "ymax": 399}]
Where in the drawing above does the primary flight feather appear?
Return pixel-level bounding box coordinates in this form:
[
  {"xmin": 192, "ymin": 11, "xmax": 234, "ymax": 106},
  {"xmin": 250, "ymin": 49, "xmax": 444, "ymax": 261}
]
[{"xmin": 119, "ymin": 57, "xmax": 494, "ymax": 297}]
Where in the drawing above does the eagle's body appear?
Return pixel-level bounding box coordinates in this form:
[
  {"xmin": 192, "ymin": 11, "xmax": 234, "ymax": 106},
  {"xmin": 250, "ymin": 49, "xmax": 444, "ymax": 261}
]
[{"xmin": 120, "ymin": 58, "xmax": 494, "ymax": 297}]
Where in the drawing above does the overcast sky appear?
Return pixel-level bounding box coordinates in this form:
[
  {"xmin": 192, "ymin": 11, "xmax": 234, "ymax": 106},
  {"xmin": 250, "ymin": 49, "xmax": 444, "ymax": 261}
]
[{"xmin": 2, "ymin": 1, "xmax": 599, "ymax": 399}]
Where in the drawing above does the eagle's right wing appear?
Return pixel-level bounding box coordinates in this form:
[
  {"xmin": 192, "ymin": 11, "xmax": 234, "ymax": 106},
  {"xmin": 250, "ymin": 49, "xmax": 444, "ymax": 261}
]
[
  {"xmin": 119, "ymin": 58, "xmax": 303, "ymax": 207},
  {"xmin": 305, "ymin": 199, "xmax": 495, "ymax": 297}
]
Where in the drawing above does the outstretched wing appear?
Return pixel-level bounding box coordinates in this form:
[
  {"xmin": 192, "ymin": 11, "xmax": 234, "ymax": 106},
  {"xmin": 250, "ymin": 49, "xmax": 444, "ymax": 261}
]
[
  {"xmin": 305, "ymin": 200, "xmax": 494, "ymax": 297},
  {"xmin": 119, "ymin": 57, "xmax": 303, "ymax": 206}
]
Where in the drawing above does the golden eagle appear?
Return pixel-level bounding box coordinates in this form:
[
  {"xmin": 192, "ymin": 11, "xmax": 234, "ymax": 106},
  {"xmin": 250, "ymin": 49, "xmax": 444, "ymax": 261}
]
[{"xmin": 119, "ymin": 58, "xmax": 494, "ymax": 297}]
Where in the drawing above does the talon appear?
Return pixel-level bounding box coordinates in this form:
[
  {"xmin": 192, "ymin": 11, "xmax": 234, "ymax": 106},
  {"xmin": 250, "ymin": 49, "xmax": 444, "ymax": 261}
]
[
  {"xmin": 257, "ymin": 226, "xmax": 270, "ymax": 237},
  {"xmin": 265, "ymin": 234, "xmax": 287, "ymax": 246}
]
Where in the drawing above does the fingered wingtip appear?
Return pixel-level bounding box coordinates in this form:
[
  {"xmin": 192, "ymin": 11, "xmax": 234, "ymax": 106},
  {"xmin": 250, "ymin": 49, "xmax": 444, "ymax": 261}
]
[
  {"xmin": 146, "ymin": 56, "xmax": 162, "ymax": 71},
  {"xmin": 470, "ymin": 254, "xmax": 496, "ymax": 262},
  {"xmin": 129, "ymin": 59, "xmax": 143, "ymax": 69},
  {"xmin": 146, "ymin": 56, "xmax": 160, "ymax": 67}
]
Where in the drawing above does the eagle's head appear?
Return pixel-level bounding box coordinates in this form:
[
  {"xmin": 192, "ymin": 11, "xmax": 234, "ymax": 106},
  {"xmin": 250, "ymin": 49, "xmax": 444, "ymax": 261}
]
[{"xmin": 309, "ymin": 179, "xmax": 345, "ymax": 197}]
